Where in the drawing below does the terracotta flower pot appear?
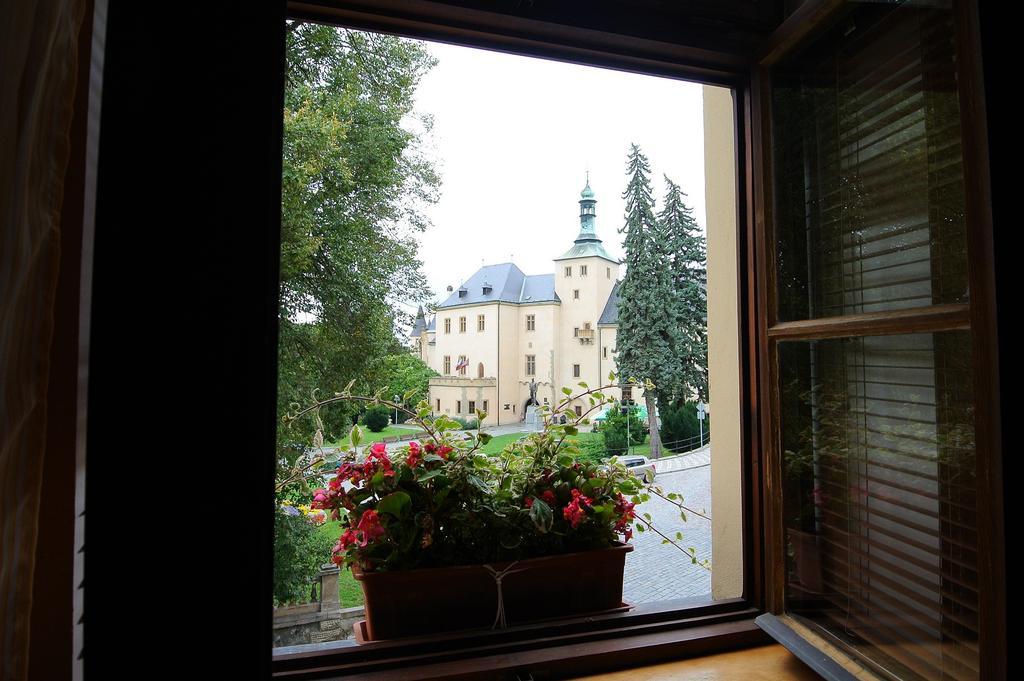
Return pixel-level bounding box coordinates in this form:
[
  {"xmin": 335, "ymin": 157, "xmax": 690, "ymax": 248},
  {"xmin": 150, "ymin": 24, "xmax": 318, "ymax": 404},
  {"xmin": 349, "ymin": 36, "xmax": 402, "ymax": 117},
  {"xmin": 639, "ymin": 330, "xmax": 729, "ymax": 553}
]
[{"xmin": 352, "ymin": 542, "xmax": 634, "ymax": 642}]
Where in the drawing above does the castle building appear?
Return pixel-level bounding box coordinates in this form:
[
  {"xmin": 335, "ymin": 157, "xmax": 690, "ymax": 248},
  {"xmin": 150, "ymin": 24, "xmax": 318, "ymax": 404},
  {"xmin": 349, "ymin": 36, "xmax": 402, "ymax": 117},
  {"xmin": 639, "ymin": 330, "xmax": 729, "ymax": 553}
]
[{"xmin": 411, "ymin": 180, "xmax": 634, "ymax": 426}]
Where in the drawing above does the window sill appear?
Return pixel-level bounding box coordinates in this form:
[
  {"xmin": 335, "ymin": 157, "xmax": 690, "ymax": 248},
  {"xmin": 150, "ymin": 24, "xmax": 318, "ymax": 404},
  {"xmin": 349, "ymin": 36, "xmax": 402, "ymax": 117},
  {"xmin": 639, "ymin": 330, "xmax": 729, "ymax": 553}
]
[{"xmin": 272, "ymin": 598, "xmax": 767, "ymax": 679}]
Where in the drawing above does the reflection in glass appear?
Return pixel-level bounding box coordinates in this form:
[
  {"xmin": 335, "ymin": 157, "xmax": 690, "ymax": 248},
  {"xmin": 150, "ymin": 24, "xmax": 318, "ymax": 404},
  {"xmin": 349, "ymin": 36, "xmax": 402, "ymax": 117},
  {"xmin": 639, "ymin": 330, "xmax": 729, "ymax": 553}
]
[
  {"xmin": 780, "ymin": 333, "xmax": 977, "ymax": 681},
  {"xmin": 771, "ymin": 5, "xmax": 969, "ymax": 321}
]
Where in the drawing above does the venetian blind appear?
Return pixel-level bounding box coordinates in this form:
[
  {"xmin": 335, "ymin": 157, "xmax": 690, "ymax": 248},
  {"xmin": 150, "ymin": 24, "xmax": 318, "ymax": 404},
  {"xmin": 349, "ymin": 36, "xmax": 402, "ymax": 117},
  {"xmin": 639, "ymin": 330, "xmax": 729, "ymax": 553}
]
[{"xmin": 771, "ymin": 5, "xmax": 979, "ymax": 681}]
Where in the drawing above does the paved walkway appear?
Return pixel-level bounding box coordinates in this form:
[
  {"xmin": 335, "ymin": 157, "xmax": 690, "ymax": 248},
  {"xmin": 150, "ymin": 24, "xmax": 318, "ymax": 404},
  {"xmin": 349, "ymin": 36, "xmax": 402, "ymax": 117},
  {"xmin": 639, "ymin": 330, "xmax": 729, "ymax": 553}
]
[{"xmin": 622, "ymin": 446, "xmax": 712, "ymax": 603}]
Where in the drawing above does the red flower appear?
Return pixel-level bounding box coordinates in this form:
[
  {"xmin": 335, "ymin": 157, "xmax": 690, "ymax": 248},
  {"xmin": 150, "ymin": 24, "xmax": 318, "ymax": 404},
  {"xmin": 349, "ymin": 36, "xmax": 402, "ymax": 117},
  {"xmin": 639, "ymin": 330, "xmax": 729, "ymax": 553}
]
[
  {"xmin": 356, "ymin": 510, "xmax": 386, "ymax": 545},
  {"xmin": 562, "ymin": 488, "xmax": 592, "ymax": 529},
  {"xmin": 438, "ymin": 445, "xmax": 453, "ymax": 459},
  {"xmin": 363, "ymin": 445, "xmax": 396, "ymax": 479},
  {"xmin": 524, "ymin": 496, "xmax": 534, "ymax": 508},
  {"xmin": 406, "ymin": 440, "xmax": 423, "ymax": 468},
  {"xmin": 613, "ymin": 492, "xmax": 636, "ymax": 541},
  {"xmin": 541, "ymin": 490, "xmax": 556, "ymax": 506}
]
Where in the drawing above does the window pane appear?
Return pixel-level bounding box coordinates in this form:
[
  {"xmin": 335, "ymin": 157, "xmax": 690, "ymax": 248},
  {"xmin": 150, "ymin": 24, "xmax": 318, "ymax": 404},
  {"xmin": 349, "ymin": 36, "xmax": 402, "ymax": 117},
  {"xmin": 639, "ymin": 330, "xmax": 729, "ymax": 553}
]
[
  {"xmin": 779, "ymin": 332, "xmax": 977, "ymax": 680},
  {"xmin": 772, "ymin": 5, "xmax": 969, "ymax": 321}
]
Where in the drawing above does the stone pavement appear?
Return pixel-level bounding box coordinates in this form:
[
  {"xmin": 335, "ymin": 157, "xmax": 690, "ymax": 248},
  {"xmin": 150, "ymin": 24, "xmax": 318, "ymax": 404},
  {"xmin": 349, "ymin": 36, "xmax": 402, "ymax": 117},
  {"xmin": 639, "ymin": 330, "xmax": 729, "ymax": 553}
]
[{"xmin": 622, "ymin": 447, "xmax": 712, "ymax": 604}]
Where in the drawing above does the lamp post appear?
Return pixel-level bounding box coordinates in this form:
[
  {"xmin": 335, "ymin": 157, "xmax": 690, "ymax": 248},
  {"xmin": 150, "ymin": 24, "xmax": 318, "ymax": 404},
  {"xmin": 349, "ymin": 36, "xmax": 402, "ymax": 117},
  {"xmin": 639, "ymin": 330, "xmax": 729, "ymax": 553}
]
[
  {"xmin": 393, "ymin": 395, "xmax": 400, "ymax": 426},
  {"xmin": 620, "ymin": 401, "xmax": 630, "ymax": 457},
  {"xmin": 696, "ymin": 401, "xmax": 707, "ymax": 447}
]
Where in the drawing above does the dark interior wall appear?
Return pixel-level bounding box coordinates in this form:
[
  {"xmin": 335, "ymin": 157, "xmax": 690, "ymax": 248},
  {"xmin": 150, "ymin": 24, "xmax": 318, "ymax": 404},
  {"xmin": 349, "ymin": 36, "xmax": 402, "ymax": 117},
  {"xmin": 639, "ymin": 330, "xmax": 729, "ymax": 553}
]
[{"xmin": 85, "ymin": 3, "xmax": 284, "ymax": 676}]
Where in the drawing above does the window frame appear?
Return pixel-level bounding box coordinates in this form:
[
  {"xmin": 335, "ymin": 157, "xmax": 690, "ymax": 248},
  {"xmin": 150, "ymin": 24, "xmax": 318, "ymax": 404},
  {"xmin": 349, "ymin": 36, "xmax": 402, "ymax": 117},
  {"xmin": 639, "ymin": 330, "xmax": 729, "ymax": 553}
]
[
  {"xmin": 749, "ymin": 3, "xmax": 1005, "ymax": 677},
  {"xmin": 458, "ymin": 315, "xmax": 466, "ymax": 333},
  {"xmin": 273, "ymin": 0, "xmax": 773, "ymax": 676},
  {"xmin": 526, "ymin": 313, "xmax": 535, "ymax": 331},
  {"xmin": 477, "ymin": 313, "xmax": 484, "ymax": 331},
  {"xmin": 525, "ymin": 354, "xmax": 536, "ymax": 377}
]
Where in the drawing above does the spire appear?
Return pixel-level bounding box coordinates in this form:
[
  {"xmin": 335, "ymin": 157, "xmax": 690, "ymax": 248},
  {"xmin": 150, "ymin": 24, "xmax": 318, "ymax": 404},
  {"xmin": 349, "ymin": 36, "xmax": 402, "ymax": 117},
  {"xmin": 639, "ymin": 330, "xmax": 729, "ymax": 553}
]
[
  {"xmin": 577, "ymin": 175, "xmax": 598, "ymax": 242},
  {"xmin": 411, "ymin": 305, "xmax": 427, "ymax": 337}
]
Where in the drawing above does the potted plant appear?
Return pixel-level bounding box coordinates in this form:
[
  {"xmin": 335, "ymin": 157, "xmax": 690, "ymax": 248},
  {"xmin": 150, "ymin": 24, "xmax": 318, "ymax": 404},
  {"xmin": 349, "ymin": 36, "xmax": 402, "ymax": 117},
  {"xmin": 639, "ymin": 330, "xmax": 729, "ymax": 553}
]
[{"xmin": 280, "ymin": 378, "xmax": 707, "ymax": 642}]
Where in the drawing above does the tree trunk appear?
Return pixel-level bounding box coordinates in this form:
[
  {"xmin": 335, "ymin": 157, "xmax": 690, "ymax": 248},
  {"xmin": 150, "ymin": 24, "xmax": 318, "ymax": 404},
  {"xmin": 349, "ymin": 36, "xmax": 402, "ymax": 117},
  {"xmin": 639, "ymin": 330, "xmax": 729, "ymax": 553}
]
[{"xmin": 645, "ymin": 391, "xmax": 662, "ymax": 459}]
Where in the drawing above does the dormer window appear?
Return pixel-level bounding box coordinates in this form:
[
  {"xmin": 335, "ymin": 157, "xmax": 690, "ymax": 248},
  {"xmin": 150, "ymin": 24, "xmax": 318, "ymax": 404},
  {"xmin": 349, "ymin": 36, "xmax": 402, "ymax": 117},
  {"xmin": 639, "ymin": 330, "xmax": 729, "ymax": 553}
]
[
  {"xmin": 482, "ymin": 282, "xmax": 492, "ymax": 295},
  {"xmin": 458, "ymin": 286, "xmax": 467, "ymax": 298}
]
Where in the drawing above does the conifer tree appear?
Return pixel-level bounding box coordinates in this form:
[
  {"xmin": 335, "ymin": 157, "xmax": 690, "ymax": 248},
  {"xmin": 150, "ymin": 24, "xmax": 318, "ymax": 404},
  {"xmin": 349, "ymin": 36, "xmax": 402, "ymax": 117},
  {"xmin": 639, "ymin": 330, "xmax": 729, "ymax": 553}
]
[
  {"xmin": 615, "ymin": 144, "xmax": 681, "ymax": 458},
  {"xmin": 658, "ymin": 176, "xmax": 708, "ymax": 403}
]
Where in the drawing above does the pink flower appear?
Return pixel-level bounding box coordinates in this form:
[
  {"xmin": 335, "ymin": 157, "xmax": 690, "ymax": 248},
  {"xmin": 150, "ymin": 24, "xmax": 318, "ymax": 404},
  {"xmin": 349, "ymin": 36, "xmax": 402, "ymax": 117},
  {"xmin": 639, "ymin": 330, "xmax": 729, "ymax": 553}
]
[{"xmin": 363, "ymin": 445, "xmax": 395, "ymax": 479}]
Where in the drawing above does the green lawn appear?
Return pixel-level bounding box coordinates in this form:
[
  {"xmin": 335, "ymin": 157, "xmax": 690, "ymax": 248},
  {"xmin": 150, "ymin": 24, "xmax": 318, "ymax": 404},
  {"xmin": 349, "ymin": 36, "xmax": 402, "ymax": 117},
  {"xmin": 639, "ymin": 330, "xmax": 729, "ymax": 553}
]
[{"xmin": 327, "ymin": 425, "xmax": 426, "ymax": 449}]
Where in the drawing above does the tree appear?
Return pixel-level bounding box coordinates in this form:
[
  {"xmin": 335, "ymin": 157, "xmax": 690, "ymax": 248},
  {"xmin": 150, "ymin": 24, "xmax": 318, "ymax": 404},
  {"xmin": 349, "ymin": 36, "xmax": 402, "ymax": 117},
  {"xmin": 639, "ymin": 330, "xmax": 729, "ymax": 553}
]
[
  {"xmin": 614, "ymin": 144, "xmax": 683, "ymax": 458},
  {"xmin": 600, "ymin": 402, "xmax": 648, "ymax": 457},
  {"xmin": 366, "ymin": 353, "xmax": 438, "ymax": 423},
  {"xmin": 658, "ymin": 176, "xmax": 708, "ymax": 402},
  {"xmin": 277, "ymin": 22, "xmax": 440, "ymax": 446}
]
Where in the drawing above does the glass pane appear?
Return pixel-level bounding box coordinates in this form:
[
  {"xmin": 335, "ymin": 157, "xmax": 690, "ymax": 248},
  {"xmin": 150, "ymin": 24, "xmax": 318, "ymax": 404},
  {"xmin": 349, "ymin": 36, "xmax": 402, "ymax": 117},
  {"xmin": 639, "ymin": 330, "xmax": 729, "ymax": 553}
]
[
  {"xmin": 772, "ymin": 4, "xmax": 969, "ymax": 321},
  {"xmin": 780, "ymin": 332, "xmax": 977, "ymax": 680}
]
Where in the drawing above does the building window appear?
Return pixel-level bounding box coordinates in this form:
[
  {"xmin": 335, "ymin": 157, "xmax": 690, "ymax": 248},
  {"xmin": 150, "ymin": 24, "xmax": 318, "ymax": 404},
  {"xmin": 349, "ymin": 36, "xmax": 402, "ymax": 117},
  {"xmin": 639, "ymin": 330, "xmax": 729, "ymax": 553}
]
[
  {"xmin": 477, "ymin": 314, "xmax": 484, "ymax": 331},
  {"xmin": 580, "ymin": 265, "xmax": 587, "ymax": 276},
  {"xmin": 436, "ymin": 398, "xmax": 440, "ymax": 412},
  {"xmin": 573, "ymin": 364, "xmax": 580, "ymax": 378},
  {"xmin": 526, "ymin": 314, "xmax": 535, "ymax": 331},
  {"xmin": 443, "ymin": 355, "xmax": 450, "ymax": 374},
  {"xmin": 456, "ymin": 400, "xmax": 461, "ymax": 414},
  {"xmin": 525, "ymin": 355, "xmax": 535, "ymax": 376},
  {"xmin": 564, "ymin": 266, "xmax": 572, "ymax": 277},
  {"xmin": 459, "ymin": 316, "xmax": 466, "ymax": 333},
  {"xmin": 477, "ymin": 362, "xmax": 484, "ymax": 378},
  {"xmin": 573, "ymin": 289, "xmax": 579, "ymax": 300},
  {"xmin": 482, "ymin": 400, "xmax": 488, "ymax": 414},
  {"xmin": 573, "ymin": 327, "xmax": 579, "ymax": 337},
  {"xmin": 457, "ymin": 355, "xmax": 467, "ymax": 375},
  {"xmin": 468, "ymin": 400, "xmax": 476, "ymax": 414},
  {"xmin": 574, "ymin": 405, "xmax": 582, "ymax": 417},
  {"xmin": 603, "ymin": 346, "xmax": 607, "ymax": 358},
  {"xmin": 606, "ymin": 266, "xmax": 611, "ymax": 278},
  {"xmin": 444, "ymin": 318, "xmax": 451, "ymax": 334}
]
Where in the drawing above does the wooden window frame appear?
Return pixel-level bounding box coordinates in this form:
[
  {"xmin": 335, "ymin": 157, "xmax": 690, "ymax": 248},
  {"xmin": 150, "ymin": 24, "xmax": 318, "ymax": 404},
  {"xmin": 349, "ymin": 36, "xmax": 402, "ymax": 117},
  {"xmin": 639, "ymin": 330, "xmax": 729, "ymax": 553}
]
[
  {"xmin": 77, "ymin": 1, "xmax": 1006, "ymax": 678},
  {"xmin": 271, "ymin": 2, "xmax": 767, "ymax": 677},
  {"xmin": 477, "ymin": 313, "xmax": 484, "ymax": 331},
  {"xmin": 526, "ymin": 314, "xmax": 535, "ymax": 331},
  {"xmin": 458, "ymin": 315, "xmax": 466, "ymax": 333},
  {"xmin": 748, "ymin": 2, "xmax": 1005, "ymax": 678},
  {"xmin": 525, "ymin": 354, "xmax": 536, "ymax": 377},
  {"xmin": 444, "ymin": 317, "xmax": 451, "ymax": 333}
]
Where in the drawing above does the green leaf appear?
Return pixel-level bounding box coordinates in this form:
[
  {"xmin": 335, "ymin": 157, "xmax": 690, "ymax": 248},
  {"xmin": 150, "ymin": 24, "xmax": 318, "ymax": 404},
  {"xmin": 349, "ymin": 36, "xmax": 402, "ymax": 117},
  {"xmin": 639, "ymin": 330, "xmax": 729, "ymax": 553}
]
[
  {"xmin": 467, "ymin": 475, "xmax": 491, "ymax": 493},
  {"xmin": 349, "ymin": 424, "xmax": 362, "ymax": 448},
  {"xmin": 562, "ymin": 387, "xmax": 573, "ymax": 395},
  {"xmin": 529, "ymin": 498, "xmax": 554, "ymax": 533},
  {"xmin": 564, "ymin": 426, "xmax": 578, "ymax": 436},
  {"xmin": 376, "ymin": 491, "xmax": 411, "ymax": 518},
  {"xmin": 636, "ymin": 524, "xmax": 646, "ymax": 533},
  {"xmin": 417, "ymin": 469, "xmax": 443, "ymax": 483},
  {"xmin": 477, "ymin": 432, "xmax": 492, "ymax": 444},
  {"xmin": 577, "ymin": 381, "xmax": 589, "ymax": 389}
]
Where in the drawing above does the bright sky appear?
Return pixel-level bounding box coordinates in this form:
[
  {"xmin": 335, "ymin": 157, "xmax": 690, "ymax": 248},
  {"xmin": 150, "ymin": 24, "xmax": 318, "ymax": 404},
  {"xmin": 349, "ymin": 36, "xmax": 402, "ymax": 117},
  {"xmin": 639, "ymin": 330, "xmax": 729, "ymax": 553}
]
[{"xmin": 406, "ymin": 39, "xmax": 711, "ymax": 314}]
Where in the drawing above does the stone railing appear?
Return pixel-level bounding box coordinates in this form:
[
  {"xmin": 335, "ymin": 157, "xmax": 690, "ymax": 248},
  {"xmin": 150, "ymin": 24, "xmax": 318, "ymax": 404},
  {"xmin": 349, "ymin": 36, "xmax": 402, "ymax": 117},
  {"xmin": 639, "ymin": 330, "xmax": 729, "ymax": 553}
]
[{"xmin": 272, "ymin": 564, "xmax": 364, "ymax": 647}]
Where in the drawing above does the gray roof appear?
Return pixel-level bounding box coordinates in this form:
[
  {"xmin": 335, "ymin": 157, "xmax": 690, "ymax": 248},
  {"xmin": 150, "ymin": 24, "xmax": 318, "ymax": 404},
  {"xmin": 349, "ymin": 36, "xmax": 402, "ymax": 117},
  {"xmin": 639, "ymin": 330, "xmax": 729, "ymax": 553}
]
[
  {"xmin": 437, "ymin": 263, "xmax": 559, "ymax": 308},
  {"xmin": 426, "ymin": 316, "xmax": 435, "ymax": 331},
  {"xmin": 598, "ymin": 280, "xmax": 621, "ymax": 326},
  {"xmin": 410, "ymin": 306, "xmax": 427, "ymax": 337}
]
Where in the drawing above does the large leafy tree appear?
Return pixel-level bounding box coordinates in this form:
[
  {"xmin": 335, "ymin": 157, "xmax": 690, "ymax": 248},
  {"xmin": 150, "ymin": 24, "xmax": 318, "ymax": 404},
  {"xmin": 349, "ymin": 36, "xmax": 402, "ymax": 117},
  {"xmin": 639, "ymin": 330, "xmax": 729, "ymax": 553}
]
[
  {"xmin": 614, "ymin": 144, "xmax": 682, "ymax": 458},
  {"xmin": 278, "ymin": 22, "xmax": 439, "ymax": 446},
  {"xmin": 658, "ymin": 176, "xmax": 708, "ymax": 403}
]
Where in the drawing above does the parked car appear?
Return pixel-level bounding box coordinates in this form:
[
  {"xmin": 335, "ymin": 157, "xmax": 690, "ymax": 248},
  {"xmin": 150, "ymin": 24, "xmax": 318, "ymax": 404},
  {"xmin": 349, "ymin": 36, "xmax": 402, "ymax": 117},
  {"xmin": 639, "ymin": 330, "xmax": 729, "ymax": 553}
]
[{"xmin": 620, "ymin": 455, "xmax": 656, "ymax": 483}]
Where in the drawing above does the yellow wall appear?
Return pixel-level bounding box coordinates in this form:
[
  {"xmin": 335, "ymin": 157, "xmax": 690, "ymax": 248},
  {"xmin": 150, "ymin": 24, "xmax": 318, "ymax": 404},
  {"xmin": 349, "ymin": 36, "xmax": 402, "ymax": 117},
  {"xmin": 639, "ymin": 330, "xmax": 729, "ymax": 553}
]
[{"xmin": 703, "ymin": 84, "xmax": 744, "ymax": 600}]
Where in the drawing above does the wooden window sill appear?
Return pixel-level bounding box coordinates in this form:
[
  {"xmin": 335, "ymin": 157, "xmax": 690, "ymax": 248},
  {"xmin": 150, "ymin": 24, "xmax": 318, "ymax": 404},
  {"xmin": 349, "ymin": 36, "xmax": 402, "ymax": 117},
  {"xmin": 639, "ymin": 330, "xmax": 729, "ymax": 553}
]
[{"xmin": 573, "ymin": 643, "xmax": 820, "ymax": 680}]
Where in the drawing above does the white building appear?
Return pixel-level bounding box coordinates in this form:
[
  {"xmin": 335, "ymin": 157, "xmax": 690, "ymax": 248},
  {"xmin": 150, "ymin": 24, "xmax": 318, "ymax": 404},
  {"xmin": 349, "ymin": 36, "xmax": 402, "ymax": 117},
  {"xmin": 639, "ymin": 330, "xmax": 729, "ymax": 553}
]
[{"xmin": 411, "ymin": 180, "xmax": 634, "ymax": 426}]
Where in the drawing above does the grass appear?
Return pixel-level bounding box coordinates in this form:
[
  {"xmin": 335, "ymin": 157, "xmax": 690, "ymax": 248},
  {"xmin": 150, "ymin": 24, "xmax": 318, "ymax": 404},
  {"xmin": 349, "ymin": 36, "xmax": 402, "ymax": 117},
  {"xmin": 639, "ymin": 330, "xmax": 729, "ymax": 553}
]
[{"xmin": 327, "ymin": 425, "xmax": 426, "ymax": 449}]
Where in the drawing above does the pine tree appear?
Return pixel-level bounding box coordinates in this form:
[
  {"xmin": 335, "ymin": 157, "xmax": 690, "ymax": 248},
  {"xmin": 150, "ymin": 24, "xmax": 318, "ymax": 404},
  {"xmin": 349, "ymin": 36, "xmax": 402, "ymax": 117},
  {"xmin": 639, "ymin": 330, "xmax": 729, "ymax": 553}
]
[
  {"xmin": 658, "ymin": 176, "xmax": 708, "ymax": 404},
  {"xmin": 614, "ymin": 144, "xmax": 682, "ymax": 459}
]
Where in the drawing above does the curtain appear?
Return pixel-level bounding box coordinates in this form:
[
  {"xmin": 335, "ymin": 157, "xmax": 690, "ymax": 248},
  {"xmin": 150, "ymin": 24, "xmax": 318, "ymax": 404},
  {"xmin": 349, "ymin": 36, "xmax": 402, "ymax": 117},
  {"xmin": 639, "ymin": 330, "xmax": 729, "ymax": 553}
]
[{"xmin": 1, "ymin": 1, "xmax": 86, "ymax": 679}]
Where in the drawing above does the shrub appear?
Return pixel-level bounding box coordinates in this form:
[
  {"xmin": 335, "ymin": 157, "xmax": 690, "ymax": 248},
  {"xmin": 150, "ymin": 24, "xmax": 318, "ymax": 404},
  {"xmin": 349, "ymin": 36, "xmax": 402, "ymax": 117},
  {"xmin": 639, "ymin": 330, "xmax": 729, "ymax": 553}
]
[
  {"xmin": 453, "ymin": 416, "xmax": 479, "ymax": 429},
  {"xmin": 659, "ymin": 400, "xmax": 707, "ymax": 453},
  {"xmin": 362, "ymin": 404, "xmax": 391, "ymax": 432},
  {"xmin": 601, "ymin": 402, "xmax": 647, "ymax": 456},
  {"xmin": 274, "ymin": 505, "xmax": 334, "ymax": 606}
]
